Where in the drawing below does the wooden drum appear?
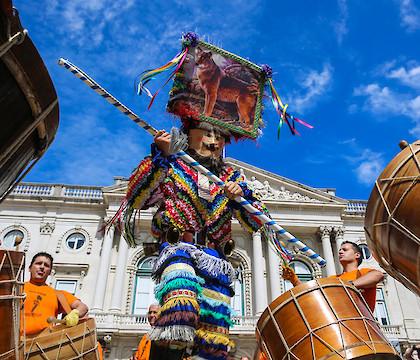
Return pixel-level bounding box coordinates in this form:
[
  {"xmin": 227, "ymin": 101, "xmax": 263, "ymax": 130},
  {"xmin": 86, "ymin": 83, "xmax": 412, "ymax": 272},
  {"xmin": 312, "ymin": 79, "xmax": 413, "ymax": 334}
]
[
  {"xmin": 25, "ymin": 318, "xmax": 99, "ymax": 360},
  {"xmin": 256, "ymin": 278, "xmax": 399, "ymax": 360},
  {"xmin": 0, "ymin": 250, "xmax": 25, "ymax": 360},
  {"xmin": 364, "ymin": 140, "xmax": 420, "ymax": 296}
]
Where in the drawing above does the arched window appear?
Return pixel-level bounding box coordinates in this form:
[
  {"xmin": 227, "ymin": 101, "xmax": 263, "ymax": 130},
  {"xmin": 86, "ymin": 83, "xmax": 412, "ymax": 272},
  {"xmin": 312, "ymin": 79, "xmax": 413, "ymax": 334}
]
[
  {"xmin": 359, "ymin": 243, "xmax": 372, "ymax": 261},
  {"xmin": 284, "ymin": 260, "xmax": 314, "ymax": 291},
  {"xmin": 2, "ymin": 229, "xmax": 24, "ymax": 248},
  {"xmin": 231, "ymin": 266, "xmax": 245, "ymax": 316},
  {"xmin": 132, "ymin": 257, "xmax": 157, "ymax": 315},
  {"xmin": 65, "ymin": 233, "xmax": 86, "ymax": 250}
]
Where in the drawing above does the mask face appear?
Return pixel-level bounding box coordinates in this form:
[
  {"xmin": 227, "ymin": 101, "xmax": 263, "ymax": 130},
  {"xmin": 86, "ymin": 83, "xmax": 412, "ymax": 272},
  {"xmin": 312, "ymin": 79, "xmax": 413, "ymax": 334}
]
[{"xmin": 188, "ymin": 128, "xmax": 225, "ymax": 158}]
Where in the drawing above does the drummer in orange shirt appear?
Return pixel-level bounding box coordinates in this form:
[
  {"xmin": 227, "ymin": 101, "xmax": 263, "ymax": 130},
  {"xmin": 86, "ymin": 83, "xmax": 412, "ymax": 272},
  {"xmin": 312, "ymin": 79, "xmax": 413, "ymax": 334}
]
[
  {"xmin": 283, "ymin": 241, "xmax": 384, "ymax": 312},
  {"xmin": 24, "ymin": 252, "xmax": 89, "ymax": 335}
]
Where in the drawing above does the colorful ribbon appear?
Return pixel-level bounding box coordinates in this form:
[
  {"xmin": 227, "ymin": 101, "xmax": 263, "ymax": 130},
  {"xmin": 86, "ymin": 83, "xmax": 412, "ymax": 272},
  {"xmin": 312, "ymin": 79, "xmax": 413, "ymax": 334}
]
[
  {"xmin": 136, "ymin": 47, "xmax": 189, "ymax": 109},
  {"xmin": 268, "ymin": 78, "xmax": 314, "ymax": 138}
]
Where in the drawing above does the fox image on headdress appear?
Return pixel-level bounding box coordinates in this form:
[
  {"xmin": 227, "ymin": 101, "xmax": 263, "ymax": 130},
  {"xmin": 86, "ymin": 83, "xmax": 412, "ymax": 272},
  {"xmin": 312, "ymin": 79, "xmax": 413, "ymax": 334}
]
[{"xmin": 194, "ymin": 47, "xmax": 259, "ymax": 129}]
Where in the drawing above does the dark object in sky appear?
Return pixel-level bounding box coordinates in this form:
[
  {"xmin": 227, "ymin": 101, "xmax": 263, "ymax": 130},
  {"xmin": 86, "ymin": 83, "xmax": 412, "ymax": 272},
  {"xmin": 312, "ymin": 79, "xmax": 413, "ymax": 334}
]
[{"xmin": 0, "ymin": 0, "xmax": 59, "ymax": 202}]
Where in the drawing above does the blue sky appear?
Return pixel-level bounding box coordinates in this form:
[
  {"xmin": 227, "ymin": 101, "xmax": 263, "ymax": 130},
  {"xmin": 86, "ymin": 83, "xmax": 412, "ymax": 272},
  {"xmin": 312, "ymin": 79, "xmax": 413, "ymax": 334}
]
[{"xmin": 15, "ymin": 0, "xmax": 420, "ymax": 200}]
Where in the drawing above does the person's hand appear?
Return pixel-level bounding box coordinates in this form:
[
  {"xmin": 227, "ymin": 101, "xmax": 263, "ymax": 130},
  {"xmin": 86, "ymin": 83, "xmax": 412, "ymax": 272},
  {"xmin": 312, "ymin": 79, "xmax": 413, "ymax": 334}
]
[
  {"xmin": 154, "ymin": 130, "xmax": 171, "ymax": 157},
  {"xmin": 64, "ymin": 309, "xmax": 80, "ymax": 326},
  {"xmin": 224, "ymin": 182, "xmax": 244, "ymax": 199},
  {"xmin": 281, "ymin": 265, "xmax": 301, "ymax": 286}
]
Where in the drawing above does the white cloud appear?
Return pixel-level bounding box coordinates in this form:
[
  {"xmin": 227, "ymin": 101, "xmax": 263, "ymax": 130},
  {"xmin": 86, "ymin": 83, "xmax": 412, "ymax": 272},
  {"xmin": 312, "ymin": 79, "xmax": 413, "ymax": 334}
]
[
  {"xmin": 386, "ymin": 63, "xmax": 420, "ymax": 89},
  {"xmin": 293, "ymin": 64, "xmax": 333, "ymax": 112},
  {"xmin": 344, "ymin": 148, "xmax": 385, "ymax": 186},
  {"xmin": 355, "ymin": 83, "xmax": 420, "ymax": 115},
  {"xmin": 334, "ymin": 0, "xmax": 348, "ymax": 44},
  {"xmin": 398, "ymin": 0, "xmax": 420, "ymax": 32},
  {"xmin": 354, "ymin": 83, "xmax": 420, "ymax": 137}
]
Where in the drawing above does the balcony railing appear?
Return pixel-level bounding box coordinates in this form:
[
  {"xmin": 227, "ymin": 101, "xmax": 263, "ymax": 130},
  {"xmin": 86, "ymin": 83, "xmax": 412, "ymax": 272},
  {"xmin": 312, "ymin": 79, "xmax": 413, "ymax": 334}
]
[
  {"xmin": 380, "ymin": 324, "xmax": 403, "ymax": 338},
  {"xmin": 345, "ymin": 200, "xmax": 367, "ymax": 215},
  {"xmin": 10, "ymin": 183, "xmax": 103, "ymax": 201},
  {"xmin": 91, "ymin": 312, "xmax": 402, "ymax": 339},
  {"xmin": 92, "ymin": 312, "xmax": 258, "ymax": 333}
]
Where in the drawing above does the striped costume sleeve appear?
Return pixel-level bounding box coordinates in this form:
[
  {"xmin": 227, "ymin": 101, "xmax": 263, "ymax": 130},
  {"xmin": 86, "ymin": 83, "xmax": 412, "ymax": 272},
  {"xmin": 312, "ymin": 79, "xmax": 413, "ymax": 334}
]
[{"xmin": 126, "ymin": 145, "xmax": 170, "ymax": 210}]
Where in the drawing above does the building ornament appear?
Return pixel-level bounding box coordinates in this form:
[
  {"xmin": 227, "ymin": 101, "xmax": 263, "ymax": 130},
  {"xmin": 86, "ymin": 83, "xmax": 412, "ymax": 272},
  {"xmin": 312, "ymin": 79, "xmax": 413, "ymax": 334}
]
[
  {"xmin": 230, "ymin": 248, "xmax": 253, "ymax": 316},
  {"xmin": 126, "ymin": 249, "xmax": 146, "ymax": 314},
  {"xmin": 333, "ymin": 226, "xmax": 345, "ymax": 238},
  {"xmin": 246, "ymin": 176, "xmax": 321, "ymax": 202},
  {"xmin": 40, "ymin": 221, "xmax": 55, "ymax": 235},
  {"xmin": 318, "ymin": 225, "xmax": 333, "ymax": 238}
]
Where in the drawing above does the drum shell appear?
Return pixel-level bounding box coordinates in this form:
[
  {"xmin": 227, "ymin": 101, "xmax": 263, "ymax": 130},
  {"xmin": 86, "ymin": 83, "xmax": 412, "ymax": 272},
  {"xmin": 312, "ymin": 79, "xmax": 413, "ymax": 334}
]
[
  {"xmin": 25, "ymin": 318, "xmax": 99, "ymax": 360},
  {"xmin": 364, "ymin": 141, "xmax": 420, "ymax": 296},
  {"xmin": 256, "ymin": 278, "xmax": 399, "ymax": 360},
  {"xmin": 0, "ymin": 250, "xmax": 25, "ymax": 359}
]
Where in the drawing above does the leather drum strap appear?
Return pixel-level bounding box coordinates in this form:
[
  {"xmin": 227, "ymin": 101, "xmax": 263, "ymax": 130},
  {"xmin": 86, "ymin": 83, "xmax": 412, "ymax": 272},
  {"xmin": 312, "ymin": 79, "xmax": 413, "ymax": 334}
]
[{"xmin": 55, "ymin": 290, "xmax": 72, "ymax": 315}]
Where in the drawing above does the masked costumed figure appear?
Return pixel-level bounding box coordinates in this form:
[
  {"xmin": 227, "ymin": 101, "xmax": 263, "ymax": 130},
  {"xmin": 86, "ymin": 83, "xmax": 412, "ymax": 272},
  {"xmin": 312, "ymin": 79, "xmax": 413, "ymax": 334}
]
[
  {"xmin": 115, "ymin": 32, "xmax": 312, "ymax": 360},
  {"xmin": 122, "ymin": 119, "xmax": 268, "ymax": 360}
]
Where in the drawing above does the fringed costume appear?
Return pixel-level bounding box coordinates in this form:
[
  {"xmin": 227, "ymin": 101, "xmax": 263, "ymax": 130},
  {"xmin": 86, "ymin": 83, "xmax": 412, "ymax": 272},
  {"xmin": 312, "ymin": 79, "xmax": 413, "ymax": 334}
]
[{"xmin": 120, "ymin": 144, "xmax": 267, "ymax": 359}]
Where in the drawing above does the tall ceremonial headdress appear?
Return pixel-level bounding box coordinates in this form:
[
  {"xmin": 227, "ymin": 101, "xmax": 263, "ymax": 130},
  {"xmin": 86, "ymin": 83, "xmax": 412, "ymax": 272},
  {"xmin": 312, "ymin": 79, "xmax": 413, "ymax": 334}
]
[{"xmin": 136, "ymin": 31, "xmax": 313, "ymax": 140}]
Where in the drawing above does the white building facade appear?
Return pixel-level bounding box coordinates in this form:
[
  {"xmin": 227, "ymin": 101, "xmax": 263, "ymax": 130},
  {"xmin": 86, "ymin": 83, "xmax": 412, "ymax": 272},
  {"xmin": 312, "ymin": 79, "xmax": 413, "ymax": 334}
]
[{"xmin": 0, "ymin": 158, "xmax": 419, "ymax": 359}]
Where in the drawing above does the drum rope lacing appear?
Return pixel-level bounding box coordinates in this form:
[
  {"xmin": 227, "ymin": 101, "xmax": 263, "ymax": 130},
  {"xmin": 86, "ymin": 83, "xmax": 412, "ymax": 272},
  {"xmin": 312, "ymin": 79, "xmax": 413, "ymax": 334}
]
[
  {"xmin": 258, "ymin": 280, "xmax": 396, "ymax": 359},
  {"xmin": 373, "ymin": 143, "xmax": 420, "ymax": 261},
  {"xmin": 0, "ymin": 251, "xmax": 25, "ymax": 359}
]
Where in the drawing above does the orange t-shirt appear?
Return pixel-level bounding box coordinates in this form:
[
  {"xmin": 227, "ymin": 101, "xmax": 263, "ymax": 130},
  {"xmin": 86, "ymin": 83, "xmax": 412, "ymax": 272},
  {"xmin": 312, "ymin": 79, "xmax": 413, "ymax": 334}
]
[
  {"xmin": 24, "ymin": 282, "xmax": 78, "ymax": 335},
  {"xmin": 134, "ymin": 334, "xmax": 151, "ymax": 360},
  {"xmin": 329, "ymin": 268, "xmax": 377, "ymax": 312},
  {"xmin": 97, "ymin": 342, "xmax": 104, "ymax": 360}
]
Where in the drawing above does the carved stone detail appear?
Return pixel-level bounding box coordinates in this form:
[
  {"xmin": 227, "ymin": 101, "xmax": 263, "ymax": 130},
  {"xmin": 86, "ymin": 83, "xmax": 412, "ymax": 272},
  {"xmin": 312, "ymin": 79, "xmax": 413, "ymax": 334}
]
[
  {"xmin": 40, "ymin": 222, "xmax": 55, "ymax": 235},
  {"xmin": 231, "ymin": 248, "xmax": 253, "ymax": 316},
  {"xmin": 318, "ymin": 225, "xmax": 332, "ymax": 238},
  {"xmin": 333, "ymin": 226, "xmax": 345, "ymax": 239},
  {"xmin": 126, "ymin": 249, "xmax": 146, "ymax": 314},
  {"xmin": 246, "ymin": 176, "xmax": 321, "ymax": 202}
]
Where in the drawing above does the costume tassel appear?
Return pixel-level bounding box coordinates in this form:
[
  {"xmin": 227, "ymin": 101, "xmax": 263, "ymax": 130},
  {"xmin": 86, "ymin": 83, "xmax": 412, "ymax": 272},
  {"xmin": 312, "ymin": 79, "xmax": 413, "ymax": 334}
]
[
  {"xmin": 261, "ymin": 64, "xmax": 313, "ymax": 138},
  {"xmin": 136, "ymin": 47, "xmax": 189, "ymax": 109},
  {"xmin": 149, "ymin": 324, "xmax": 196, "ymax": 343}
]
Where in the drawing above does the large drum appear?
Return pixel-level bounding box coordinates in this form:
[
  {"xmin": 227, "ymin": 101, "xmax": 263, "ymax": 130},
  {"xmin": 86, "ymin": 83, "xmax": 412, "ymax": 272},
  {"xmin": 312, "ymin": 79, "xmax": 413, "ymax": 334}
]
[
  {"xmin": 364, "ymin": 140, "xmax": 420, "ymax": 296},
  {"xmin": 256, "ymin": 278, "xmax": 399, "ymax": 360},
  {"xmin": 0, "ymin": 0, "xmax": 59, "ymax": 202},
  {"xmin": 25, "ymin": 318, "xmax": 99, "ymax": 360},
  {"xmin": 0, "ymin": 250, "xmax": 25, "ymax": 359}
]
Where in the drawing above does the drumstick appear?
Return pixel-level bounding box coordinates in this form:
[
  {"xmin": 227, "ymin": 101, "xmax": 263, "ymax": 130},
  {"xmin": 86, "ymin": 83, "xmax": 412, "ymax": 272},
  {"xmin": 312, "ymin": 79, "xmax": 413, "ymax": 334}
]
[
  {"xmin": 57, "ymin": 58, "xmax": 327, "ymax": 267},
  {"xmin": 47, "ymin": 316, "xmax": 66, "ymax": 324}
]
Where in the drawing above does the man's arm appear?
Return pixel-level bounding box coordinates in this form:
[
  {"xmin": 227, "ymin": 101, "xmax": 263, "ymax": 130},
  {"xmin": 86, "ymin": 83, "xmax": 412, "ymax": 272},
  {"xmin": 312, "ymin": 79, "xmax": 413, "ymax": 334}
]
[
  {"xmin": 281, "ymin": 265, "xmax": 302, "ymax": 287},
  {"xmin": 353, "ymin": 269, "xmax": 384, "ymax": 289},
  {"xmin": 70, "ymin": 299, "xmax": 89, "ymax": 318},
  {"xmin": 229, "ymin": 171, "xmax": 270, "ymax": 233}
]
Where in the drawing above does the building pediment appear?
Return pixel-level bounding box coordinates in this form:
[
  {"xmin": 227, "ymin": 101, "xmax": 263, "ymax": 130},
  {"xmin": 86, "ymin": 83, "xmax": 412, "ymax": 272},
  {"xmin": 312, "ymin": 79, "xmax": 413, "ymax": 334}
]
[
  {"xmin": 102, "ymin": 159, "xmax": 346, "ymax": 206},
  {"xmin": 225, "ymin": 158, "xmax": 347, "ymax": 205}
]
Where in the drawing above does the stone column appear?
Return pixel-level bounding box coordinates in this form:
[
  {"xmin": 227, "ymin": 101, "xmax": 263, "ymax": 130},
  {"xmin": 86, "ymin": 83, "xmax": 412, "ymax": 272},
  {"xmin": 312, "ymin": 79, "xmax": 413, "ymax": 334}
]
[
  {"xmin": 334, "ymin": 226, "xmax": 345, "ymax": 254},
  {"xmin": 333, "ymin": 226, "xmax": 345, "ymax": 273},
  {"xmin": 252, "ymin": 231, "xmax": 268, "ymax": 315},
  {"xmin": 319, "ymin": 226, "xmax": 335, "ymax": 277},
  {"xmin": 267, "ymin": 243, "xmax": 282, "ymax": 302},
  {"xmin": 109, "ymin": 234, "xmax": 129, "ymax": 313},
  {"xmin": 91, "ymin": 226, "xmax": 114, "ymax": 311}
]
